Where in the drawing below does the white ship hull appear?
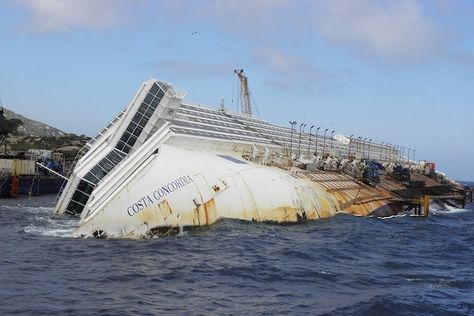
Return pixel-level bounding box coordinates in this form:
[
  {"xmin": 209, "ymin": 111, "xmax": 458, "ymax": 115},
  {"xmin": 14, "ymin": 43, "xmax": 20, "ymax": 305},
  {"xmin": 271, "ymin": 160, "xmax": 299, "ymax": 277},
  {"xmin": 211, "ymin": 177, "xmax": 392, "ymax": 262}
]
[{"xmin": 74, "ymin": 144, "xmax": 340, "ymax": 238}]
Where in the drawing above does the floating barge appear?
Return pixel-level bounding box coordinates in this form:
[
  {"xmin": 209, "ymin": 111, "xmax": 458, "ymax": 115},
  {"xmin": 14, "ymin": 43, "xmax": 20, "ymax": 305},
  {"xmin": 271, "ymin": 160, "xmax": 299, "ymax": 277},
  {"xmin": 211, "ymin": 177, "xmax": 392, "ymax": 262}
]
[
  {"xmin": 0, "ymin": 152, "xmax": 65, "ymax": 198},
  {"xmin": 54, "ymin": 75, "xmax": 471, "ymax": 238}
]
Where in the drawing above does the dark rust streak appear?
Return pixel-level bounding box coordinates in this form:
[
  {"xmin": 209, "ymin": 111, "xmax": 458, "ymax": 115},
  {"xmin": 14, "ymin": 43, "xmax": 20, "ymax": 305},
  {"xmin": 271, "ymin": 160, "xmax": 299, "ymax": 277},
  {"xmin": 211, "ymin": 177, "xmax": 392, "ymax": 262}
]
[
  {"xmin": 326, "ymin": 186, "xmax": 362, "ymax": 192},
  {"xmin": 310, "ymin": 178, "xmax": 353, "ymax": 183},
  {"xmin": 203, "ymin": 198, "xmax": 216, "ymax": 226},
  {"xmin": 340, "ymin": 194, "xmax": 387, "ymax": 209}
]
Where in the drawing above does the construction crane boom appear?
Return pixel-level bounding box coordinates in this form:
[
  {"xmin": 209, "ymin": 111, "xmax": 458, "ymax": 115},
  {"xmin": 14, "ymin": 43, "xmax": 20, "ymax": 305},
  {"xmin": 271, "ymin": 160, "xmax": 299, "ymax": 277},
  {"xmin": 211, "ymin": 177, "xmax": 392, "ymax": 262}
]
[{"xmin": 234, "ymin": 69, "xmax": 252, "ymax": 117}]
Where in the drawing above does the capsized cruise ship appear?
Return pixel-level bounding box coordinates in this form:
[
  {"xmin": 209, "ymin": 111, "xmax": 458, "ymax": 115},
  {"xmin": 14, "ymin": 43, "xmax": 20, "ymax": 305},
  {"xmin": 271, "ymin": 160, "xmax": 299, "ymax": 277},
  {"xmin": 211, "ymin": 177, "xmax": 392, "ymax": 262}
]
[{"xmin": 55, "ymin": 72, "xmax": 469, "ymax": 238}]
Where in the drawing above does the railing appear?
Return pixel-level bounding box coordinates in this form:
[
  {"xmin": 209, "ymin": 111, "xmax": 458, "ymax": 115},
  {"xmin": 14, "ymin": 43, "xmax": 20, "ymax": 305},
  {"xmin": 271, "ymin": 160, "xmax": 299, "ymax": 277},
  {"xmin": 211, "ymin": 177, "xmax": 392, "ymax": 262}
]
[
  {"xmin": 54, "ymin": 106, "xmax": 129, "ymax": 203},
  {"xmin": 88, "ymin": 106, "xmax": 127, "ymax": 147},
  {"xmin": 54, "ymin": 108, "xmax": 127, "ymax": 205}
]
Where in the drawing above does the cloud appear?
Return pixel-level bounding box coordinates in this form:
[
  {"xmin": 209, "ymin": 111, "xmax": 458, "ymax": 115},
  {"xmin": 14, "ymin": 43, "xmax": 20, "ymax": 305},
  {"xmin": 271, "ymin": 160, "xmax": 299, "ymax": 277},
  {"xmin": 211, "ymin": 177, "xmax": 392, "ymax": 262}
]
[
  {"xmin": 188, "ymin": 0, "xmax": 293, "ymax": 39},
  {"xmin": 143, "ymin": 50, "xmax": 332, "ymax": 94},
  {"xmin": 16, "ymin": 0, "xmax": 135, "ymax": 32},
  {"xmin": 14, "ymin": 0, "xmax": 444, "ymax": 62},
  {"xmin": 143, "ymin": 59, "xmax": 232, "ymax": 79},
  {"xmin": 253, "ymin": 47, "xmax": 333, "ymax": 93},
  {"xmin": 14, "ymin": 0, "xmax": 460, "ymax": 69},
  {"xmin": 157, "ymin": 0, "xmax": 442, "ymax": 62},
  {"xmin": 311, "ymin": 0, "xmax": 441, "ymax": 61}
]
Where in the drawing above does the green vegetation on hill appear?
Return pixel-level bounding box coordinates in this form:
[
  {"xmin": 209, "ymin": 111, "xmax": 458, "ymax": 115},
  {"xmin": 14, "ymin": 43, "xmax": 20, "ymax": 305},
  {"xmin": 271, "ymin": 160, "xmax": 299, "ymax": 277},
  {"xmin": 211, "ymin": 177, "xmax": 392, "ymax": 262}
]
[
  {"xmin": 9, "ymin": 134, "xmax": 90, "ymax": 152},
  {"xmin": 1, "ymin": 107, "xmax": 90, "ymax": 160}
]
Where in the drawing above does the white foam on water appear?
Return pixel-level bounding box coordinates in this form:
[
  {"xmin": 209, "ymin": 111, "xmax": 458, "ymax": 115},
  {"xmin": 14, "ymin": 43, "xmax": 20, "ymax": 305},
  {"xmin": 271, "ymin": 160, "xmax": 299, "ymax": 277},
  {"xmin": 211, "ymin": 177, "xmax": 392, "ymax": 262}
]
[
  {"xmin": 24, "ymin": 224, "xmax": 76, "ymax": 237},
  {"xmin": 319, "ymin": 270, "xmax": 335, "ymax": 275},
  {"xmin": 376, "ymin": 213, "xmax": 408, "ymax": 220},
  {"xmin": 24, "ymin": 216, "xmax": 79, "ymax": 238},
  {"xmin": 431, "ymin": 203, "xmax": 471, "ymax": 215},
  {"xmin": 1, "ymin": 205, "xmax": 22, "ymax": 210},
  {"xmin": 37, "ymin": 206, "xmax": 54, "ymax": 211},
  {"xmin": 0, "ymin": 196, "xmax": 78, "ymax": 238}
]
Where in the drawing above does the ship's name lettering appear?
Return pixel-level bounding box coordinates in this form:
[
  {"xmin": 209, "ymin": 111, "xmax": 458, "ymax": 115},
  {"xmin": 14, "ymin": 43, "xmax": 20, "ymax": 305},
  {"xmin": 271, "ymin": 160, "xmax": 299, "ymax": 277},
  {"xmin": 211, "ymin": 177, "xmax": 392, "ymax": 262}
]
[{"xmin": 127, "ymin": 175, "xmax": 194, "ymax": 217}]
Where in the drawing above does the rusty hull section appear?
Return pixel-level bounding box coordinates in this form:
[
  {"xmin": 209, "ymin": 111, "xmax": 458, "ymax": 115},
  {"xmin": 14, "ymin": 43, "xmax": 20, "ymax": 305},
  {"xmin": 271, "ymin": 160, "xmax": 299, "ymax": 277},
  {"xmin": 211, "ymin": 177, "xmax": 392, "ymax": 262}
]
[
  {"xmin": 137, "ymin": 168, "xmax": 398, "ymax": 238},
  {"xmin": 300, "ymin": 170, "xmax": 396, "ymax": 217},
  {"xmin": 79, "ymin": 168, "xmax": 402, "ymax": 239}
]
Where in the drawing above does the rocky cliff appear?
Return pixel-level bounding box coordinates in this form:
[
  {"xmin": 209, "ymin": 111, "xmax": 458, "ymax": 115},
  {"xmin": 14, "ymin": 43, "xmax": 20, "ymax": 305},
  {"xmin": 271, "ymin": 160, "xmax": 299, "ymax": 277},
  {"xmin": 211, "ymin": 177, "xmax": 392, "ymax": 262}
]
[
  {"xmin": 3, "ymin": 107, "xmax": 65, "ymax": 137},
  {"xmin": 1, "ymin": 107, "xmax": 89, "ymax": 160}
]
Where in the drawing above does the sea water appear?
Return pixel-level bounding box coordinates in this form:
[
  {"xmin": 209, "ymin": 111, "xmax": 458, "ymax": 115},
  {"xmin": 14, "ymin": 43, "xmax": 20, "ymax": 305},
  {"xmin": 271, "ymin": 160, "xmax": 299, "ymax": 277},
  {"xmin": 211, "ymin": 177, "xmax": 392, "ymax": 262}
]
[{"xmin": 1, "ymin": 190, "xmax": 473, "ymax": 315}]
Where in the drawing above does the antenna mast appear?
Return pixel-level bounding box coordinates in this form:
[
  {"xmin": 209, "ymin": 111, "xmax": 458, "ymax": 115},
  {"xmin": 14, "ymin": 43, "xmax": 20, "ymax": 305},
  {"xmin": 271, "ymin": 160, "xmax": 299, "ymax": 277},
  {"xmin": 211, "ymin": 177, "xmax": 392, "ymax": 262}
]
[{"xmin": 234, "ymin": 69, "xmax": 252, "ymax": 117}]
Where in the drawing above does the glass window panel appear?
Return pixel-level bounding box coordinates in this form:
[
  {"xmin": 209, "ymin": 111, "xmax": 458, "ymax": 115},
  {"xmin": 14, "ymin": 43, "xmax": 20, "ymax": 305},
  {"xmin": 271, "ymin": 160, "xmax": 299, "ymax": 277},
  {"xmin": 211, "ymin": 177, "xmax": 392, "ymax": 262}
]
[
  {"xmin": 150, "ymin": 83, "xmax": 159, "ymax": 95},
  {"xmin": 66, "ymin": 201, "xmax": 79, "ymax": 211},
  {"xmin": 137, "ymin": 117, "xmax": 147, "ymax": 128},
  {"xmin": 141, "ymin": 118, "xmax": 151, "ymax": 129},
  {"xmin": 137, "ymin": 103, "xmax": 147, "ymax": 115},
  {"xmin": 120, "ymin": 131, "xmax": 132, "ymax": 144},
  {"xmin": 132, "ymin": 113, "xmax": 142, "ymax": 124},
  {"xmin": 73, "ymin": 188, "xmax": 91, "ymax": 198},
  {"xmin": 124, "ymin": 130, "xmax": 133, "ymax": 139},
  {"xmin": 126, "ymin": 135, "xmax": 138, "ymax": 147},
  {"xmin": 145, "ymin": 107, "xmax": 155, "ymax": 118},
  {"xmin": 114, "ymin": 149, "xmax": 126, "ymax": 158},
  {"xmin": 98, "ymin": 158, "xmax": 115, "ymax": 173},
  {"xmin": 105, "ymin": 153, "xmax": 119, "ymax": 166},
  {"xmin": 84, "ymin": 172, "xmax": 100, "ymax": 185},
  {"xmin": 107, "ymin": 151, "xmax": 124, "ymax": 165},
  {"xmin": 89, "ymin": 166, "xmax": 106, "ymax": 180},
  {"xmin": 119, "ymin": 135, "xmax": 129, "ymax": 145},
  {"xmin": 77, "ymin": 180, "xmax": 95, "ymax": 195},
  {"xmin": 144, "ymin": 93, "xmax": 154, "ymax": 105},
  {"xmin": 122, "ymin": 144, "xmax": 131, "ymax": 154},
  {"xmin": 115, "ymin": 142, "xmax": 125, "ymax": 151},
  {"xmin": 156, "ymin": 90, "xmax": 165, "ymax": 100},
  {"xmin": 126, "ymin": 122, "xmax": 138, "ymax": 133},
  {"xmin": 103, "ymin": 155, "xmax": 116, "ymax": 166},
  {"xmin": 132, "ymin": 126, "xmax": 143, "ymax": 137},
  {"xmin": 66, "ymin": 200, "xmax": 85, "ymax": 214},
  {"xmin": 151, "ymin": 97, "xmax": 161, "ymax": 109},
  {"xmin": 72, "ymin": 190, "xmax": 89, "ymax": 206}
]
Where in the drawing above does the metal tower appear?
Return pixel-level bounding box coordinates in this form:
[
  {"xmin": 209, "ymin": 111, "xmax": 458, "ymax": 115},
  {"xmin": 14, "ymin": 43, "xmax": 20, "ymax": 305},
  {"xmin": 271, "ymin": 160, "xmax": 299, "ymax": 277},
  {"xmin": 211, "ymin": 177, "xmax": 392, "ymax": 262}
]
[{"xmin": 234, "ymin": 69, "xmax": 252, "ymax": 117}]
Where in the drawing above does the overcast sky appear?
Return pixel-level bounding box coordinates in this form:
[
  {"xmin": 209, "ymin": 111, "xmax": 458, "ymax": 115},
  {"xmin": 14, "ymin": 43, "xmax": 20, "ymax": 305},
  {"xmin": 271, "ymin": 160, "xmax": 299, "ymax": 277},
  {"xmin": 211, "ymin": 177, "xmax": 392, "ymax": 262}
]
[{"xmin": 0, "ymin": 0, "xmax": 473, "ymax": 180}]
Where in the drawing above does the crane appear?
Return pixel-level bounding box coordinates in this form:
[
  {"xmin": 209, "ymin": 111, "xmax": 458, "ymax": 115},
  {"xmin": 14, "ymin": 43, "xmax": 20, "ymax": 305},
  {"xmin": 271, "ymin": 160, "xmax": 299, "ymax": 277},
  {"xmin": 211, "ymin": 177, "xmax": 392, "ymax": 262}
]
[{"xmin": 234, "ymin": 69, "xmax": 252, "ymax": 117}]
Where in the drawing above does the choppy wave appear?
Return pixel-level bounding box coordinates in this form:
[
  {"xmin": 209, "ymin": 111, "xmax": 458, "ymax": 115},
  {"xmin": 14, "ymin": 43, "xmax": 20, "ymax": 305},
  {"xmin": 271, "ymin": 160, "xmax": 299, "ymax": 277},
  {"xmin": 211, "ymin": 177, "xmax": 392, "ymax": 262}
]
[
  {"xmin": 1, "ymin": 195, "xmax": 473, "ymax": 315},
  {"xmin": 23, "ymin": 218, "xmax": 77, "ymax": 237},
  {"xmin": 430, "ymin": 203, "xmax": 472, "ymax": 215},
  {"xmin": 375, "ymin": 213, "xmax": 408, "ymax": 220}
]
